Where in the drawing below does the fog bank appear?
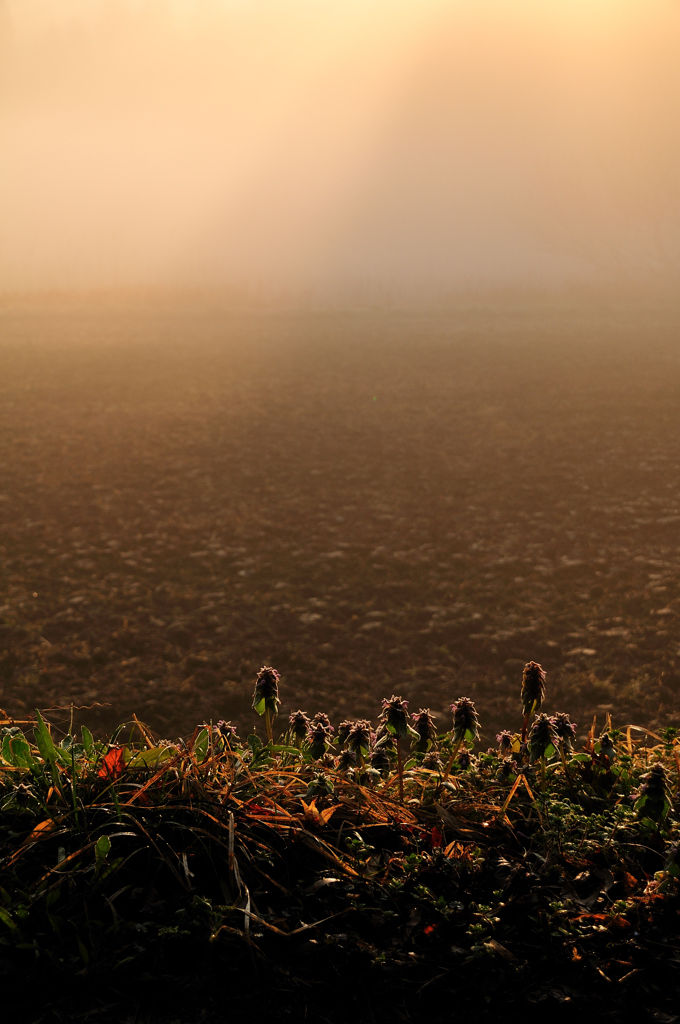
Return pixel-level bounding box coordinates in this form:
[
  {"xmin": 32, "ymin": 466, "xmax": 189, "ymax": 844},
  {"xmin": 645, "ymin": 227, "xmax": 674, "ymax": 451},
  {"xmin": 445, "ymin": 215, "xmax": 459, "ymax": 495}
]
[{"xmin": 1, "ymin": 1, "xmax": 679, "ymax": 295}]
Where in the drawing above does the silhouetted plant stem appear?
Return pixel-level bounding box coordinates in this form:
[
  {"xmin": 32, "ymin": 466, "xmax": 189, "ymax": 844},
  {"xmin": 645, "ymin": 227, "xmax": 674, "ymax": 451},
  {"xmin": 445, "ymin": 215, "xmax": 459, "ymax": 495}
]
[
  {"xmin": 112, "ymin": 782, "xmax": 121, "ymax": 822},
  {"xmin": 443, "ymin": 737, "xmax": 463, "ymax": 782},
  {"xmin": 497, "ymin": 773, "xmax": 523, "ymax": 821},
  {"xmin": 70, "ymin": 746, "xmax": 81, "ymax": 830},
  {"xmin": 396, "ymin": 736, "xmax": 404, "ymax": 803},
  {"xmin": 265, "ymin": 708, "xmax": 273, "ymax": 745},
  {"xmin": 559, "ymin": 741, "xmax": 578, "ymax": 801}
]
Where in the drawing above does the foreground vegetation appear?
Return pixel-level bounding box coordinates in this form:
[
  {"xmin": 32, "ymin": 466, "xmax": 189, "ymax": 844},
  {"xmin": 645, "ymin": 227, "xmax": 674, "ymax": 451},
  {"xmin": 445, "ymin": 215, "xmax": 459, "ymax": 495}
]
[{"xmin": 1, "ymin": 663, "xmax": 679, "ymax": 1022}]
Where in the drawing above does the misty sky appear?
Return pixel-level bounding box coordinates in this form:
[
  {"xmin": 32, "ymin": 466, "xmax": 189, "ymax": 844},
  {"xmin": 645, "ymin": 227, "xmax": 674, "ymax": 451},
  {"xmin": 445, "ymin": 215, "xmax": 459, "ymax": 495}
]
[{"xmin": 1, "ymin": 0, "xmax": 679, "ymax": 294}]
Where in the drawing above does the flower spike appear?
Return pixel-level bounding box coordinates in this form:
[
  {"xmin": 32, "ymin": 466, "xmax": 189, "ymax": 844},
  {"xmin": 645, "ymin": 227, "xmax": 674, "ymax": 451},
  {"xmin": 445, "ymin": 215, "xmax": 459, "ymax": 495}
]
[
  {"xmin": 520, "ymin": 661, "xmax": 546, "ymax": 741},
  {"xmin": 252, "ymin": 665, "xmax": 281, "ymax": 743}
]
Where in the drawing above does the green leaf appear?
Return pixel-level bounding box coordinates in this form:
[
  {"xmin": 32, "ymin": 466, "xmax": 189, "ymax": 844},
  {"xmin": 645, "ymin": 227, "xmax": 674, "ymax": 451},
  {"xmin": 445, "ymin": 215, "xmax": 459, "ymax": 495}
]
[
  {"xmin": 46, "ymin": 912, "xmax": 63, "ymax": 936},
  {"xmin": 2, "ymin": 734, "xmax": 14, "ymax": 765},
  {"xmin": 248, "ymin": 734, "xmax": 262, "ymax": 755},
  {"xmin": 0, "ymin": 908, "xmax": 18, "ymax": 932},
  {"xmin": 81, "ymin": 726, "xmax": 96, "ymax": 761},
  {"xmin": 45, "ymin": 890, "xmax": 60, "ymax": 910},
  {"xmin": 95, "ymin": 835, "xmax": 111, "ymax": 862},
  {"xmin": 251, "ymin": 749, "xmax": 272, "ymax": 767},
  {"xmin": 269, "ymin": 744, "xmax": 302, "ymax": 755},
  {"xmin": 386, "ymin": 720, "xmax": 419, "ymax": 741},
  {"xmin": 253, "ymin": 698, "xmax": 266, "ymax": 716},
  {"xmin": 54, "ymin": 746, "xmax": 75, "ymax": 769},
  {"xmin": 193, "ymin": 729, "xmax": 210, "ymax": 762},
  {"xmin": 34, "ymin": 711, "xmax": 57, "ymax": 761},
  {"xmin": 34, "ymin": 710, "xmax": 60, "ymax": 787},
  {"xmin": 10, "ymin": 736, "xmax": 36, "ymax": 770},
  {"xmin": 127, "ymin": 746, "xmax": 176, "ymax": 769}
]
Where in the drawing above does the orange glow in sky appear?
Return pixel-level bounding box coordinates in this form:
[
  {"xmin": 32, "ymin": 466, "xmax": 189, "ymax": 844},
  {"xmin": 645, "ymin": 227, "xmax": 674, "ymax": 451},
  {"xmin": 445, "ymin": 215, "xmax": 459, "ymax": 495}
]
[{"xmin": 1, "ymin": 0, "xmax": 679, "ymax": 293}]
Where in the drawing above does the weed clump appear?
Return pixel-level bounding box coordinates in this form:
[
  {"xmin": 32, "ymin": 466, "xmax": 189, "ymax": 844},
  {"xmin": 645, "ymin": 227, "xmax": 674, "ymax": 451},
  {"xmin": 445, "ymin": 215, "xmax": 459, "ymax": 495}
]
[{"xmin": 0, "ymin": 660, "xmax": 678, "ymax": 1022}]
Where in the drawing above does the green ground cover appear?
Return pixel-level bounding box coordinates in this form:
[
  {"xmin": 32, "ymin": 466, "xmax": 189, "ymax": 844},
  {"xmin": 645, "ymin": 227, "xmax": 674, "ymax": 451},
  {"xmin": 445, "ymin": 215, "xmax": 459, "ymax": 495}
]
[{"xmin": 0, "ymin": 663, "xmax": 679, "ymax": 1022}]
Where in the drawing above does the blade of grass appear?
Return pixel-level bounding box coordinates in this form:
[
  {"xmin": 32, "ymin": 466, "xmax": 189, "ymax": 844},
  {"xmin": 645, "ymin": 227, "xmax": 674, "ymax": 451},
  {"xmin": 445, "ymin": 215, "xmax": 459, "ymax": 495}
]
[
  {"xmin": 497, "ymin": 774, "xmax": 523, "ymax": 820},
  {"xmin": 33, "ymin": 710, "xmax": 61, "ymax": 795},
  {"xmin": 132, "ymin": 714, "xmax": 156, "ymax": 750},
  {"xmin": 123, "ymin": 755, "xmax": 182, "ymax": 805}
]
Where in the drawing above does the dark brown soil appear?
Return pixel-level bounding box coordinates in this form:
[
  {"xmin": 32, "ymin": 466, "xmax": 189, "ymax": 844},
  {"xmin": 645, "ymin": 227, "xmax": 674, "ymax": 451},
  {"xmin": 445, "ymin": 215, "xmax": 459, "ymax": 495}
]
[{"xmin": 1, "ymin": 293, "xmax": 679, "ymax": 744}]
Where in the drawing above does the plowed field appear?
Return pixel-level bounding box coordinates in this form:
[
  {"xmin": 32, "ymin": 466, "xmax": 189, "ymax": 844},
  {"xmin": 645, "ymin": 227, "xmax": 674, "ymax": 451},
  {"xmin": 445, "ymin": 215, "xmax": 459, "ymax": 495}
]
[{"xmin": 1, "ymin": 295, "xmax": 679, "ymax": 745}]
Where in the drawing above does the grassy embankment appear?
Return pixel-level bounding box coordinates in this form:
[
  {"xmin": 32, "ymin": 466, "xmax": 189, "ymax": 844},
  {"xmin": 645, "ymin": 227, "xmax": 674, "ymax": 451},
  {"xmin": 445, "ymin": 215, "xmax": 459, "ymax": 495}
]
[{"xmin": 0, "ymin": 663, "xmax": 679, "ymax": 1022}]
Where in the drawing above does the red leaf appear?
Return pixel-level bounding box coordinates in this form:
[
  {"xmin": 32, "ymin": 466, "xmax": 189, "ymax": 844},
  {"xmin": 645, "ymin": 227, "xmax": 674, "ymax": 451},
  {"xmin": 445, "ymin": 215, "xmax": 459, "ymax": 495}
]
[
  {"xmin": 98, "ymin": 747, "xmax": 126, "ymax": 779},
  {"xmin": 431, "ymin": 826, "xmax": 443, "ymax": 849}
]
